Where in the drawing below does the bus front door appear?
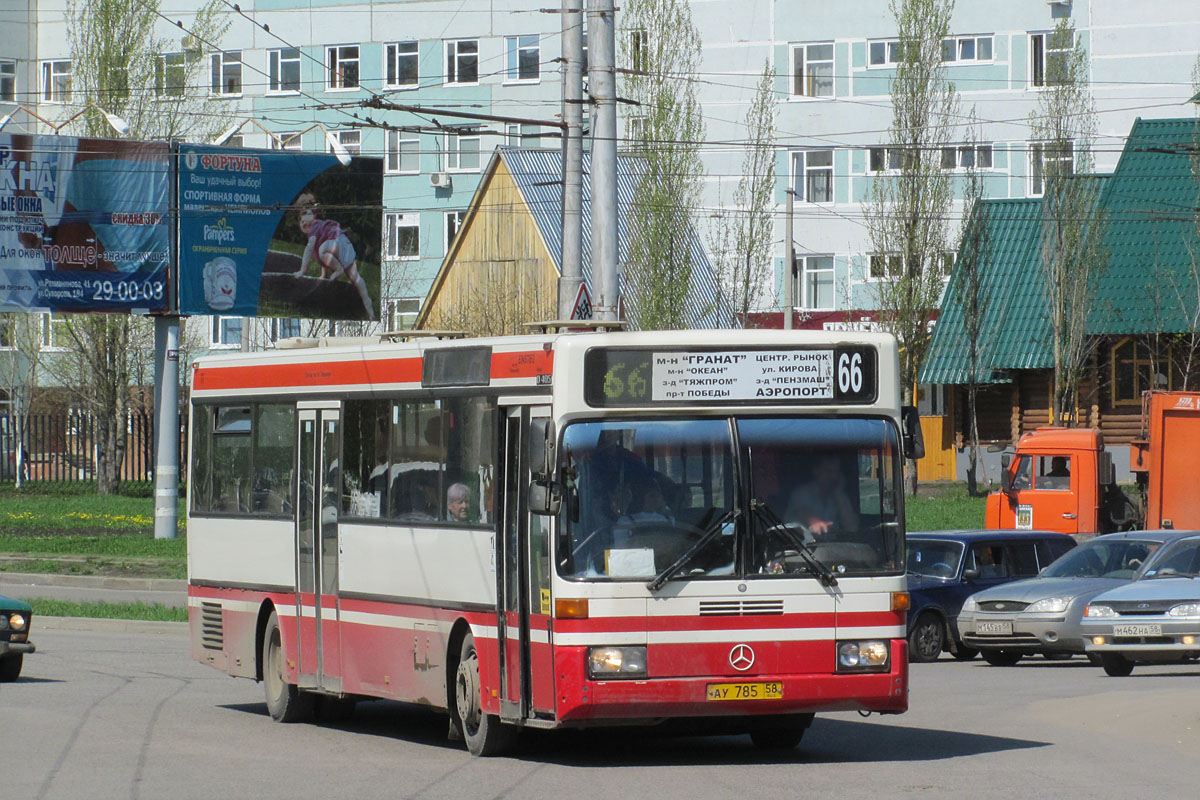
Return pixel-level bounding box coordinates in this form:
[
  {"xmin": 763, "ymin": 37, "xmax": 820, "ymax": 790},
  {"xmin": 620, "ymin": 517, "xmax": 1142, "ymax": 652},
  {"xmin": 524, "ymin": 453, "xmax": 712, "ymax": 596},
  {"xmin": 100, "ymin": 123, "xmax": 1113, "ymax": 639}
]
[
  {"xmin": 296, "ymin": 406, "xmax": 343, "ymax": 694},
  {"xmin": 497, "ymin": 406, "xmax": 556, "ymax": 722}
]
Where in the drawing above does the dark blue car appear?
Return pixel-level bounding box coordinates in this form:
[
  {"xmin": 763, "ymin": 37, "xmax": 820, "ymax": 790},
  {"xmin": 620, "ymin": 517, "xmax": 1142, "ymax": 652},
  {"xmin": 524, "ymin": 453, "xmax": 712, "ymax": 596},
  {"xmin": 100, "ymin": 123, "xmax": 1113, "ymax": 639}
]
[{"xmin": 906, "ymin": 530, "xmax": 1076, "ymax": 662}]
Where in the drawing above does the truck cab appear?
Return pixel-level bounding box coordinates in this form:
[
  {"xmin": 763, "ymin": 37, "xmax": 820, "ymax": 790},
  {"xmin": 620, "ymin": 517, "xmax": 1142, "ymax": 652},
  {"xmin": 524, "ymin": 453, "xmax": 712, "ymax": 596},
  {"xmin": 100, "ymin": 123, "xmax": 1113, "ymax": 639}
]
[{"xmin": 986, "ymin": 428, "xmax": 1123, "ymax": 535}]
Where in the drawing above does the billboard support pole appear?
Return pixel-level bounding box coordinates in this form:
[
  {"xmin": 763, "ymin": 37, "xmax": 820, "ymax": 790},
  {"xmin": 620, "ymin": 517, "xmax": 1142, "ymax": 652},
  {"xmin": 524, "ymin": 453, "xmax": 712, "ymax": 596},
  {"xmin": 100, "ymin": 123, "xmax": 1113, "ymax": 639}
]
[
  {"xmin": 152, "ymin": 315, "xmax": 180, "ymax": 540},
  {"xmin": 559, "ymin": 0, "xmax": 585, "ymax": 320},
  {"xmin": 588, "ymin": 0, "xmax": 619, "ymax": 322}
]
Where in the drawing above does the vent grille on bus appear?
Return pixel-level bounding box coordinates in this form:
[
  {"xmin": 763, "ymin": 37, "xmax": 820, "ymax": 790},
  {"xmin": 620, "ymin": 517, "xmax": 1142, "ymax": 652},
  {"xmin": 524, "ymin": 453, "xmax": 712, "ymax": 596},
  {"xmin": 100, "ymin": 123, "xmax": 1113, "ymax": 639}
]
[
  {"xmin": 200, "ymin": 602, "xmax": 224, "ymax": 651},
  {"xmin": 699, "ymin": 599, "xmax": 784, "ymax": 616}
]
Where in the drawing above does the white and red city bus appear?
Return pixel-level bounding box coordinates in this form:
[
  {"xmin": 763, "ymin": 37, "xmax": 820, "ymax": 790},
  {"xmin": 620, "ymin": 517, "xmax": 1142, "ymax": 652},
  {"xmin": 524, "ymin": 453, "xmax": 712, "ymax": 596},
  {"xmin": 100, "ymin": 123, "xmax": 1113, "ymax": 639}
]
[{"xmin": 187, "ymin": 328, "xmax": 915, "ymax": 755}]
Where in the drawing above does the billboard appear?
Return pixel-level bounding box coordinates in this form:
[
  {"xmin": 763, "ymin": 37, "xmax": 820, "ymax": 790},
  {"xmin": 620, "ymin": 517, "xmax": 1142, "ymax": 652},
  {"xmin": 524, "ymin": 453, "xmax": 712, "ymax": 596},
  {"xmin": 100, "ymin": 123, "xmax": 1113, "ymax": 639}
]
[
  {"xmin": 178, "ymin": 145, "xmax": 383, "ymax": 321},
  {"xmin": 0, "ymin": 134, "xmax": 171, "ymax": 313}
]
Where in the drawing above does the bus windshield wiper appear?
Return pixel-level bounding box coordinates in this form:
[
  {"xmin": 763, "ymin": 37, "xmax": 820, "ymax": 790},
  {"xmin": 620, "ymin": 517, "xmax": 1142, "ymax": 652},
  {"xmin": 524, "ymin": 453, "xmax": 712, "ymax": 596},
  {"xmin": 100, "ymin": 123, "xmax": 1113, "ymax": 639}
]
[
  {"xmin": 646, "ymin": 508, "xmax": 739, "ymax": 592},
  {"xmin": 750, "ymin": 499, "xmax": 839, "ymax": 588}
]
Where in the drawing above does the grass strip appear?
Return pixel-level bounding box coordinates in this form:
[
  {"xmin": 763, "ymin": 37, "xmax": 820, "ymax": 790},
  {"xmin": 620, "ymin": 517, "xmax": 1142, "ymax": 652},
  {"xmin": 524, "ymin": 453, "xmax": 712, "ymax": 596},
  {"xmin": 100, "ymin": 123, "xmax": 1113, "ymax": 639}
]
[
  {"xmin": 905, "ymin": 487, "xmax": 987, "ymax": 531},
  {"xmin": 0, "ymin": 533, "xmax": 186, "ymax": 560},
  {"xmin": 25, "ymin": 598, "xmax": 187, "ymax": 623}
]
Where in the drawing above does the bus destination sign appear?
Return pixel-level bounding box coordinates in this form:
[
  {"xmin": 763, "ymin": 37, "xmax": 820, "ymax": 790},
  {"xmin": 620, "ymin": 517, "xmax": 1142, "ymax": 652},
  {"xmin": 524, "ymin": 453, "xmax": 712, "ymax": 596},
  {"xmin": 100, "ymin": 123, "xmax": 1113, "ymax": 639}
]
[{"xmin": 584, "ymin": 346, "xmax": 877, "ymax": 406}]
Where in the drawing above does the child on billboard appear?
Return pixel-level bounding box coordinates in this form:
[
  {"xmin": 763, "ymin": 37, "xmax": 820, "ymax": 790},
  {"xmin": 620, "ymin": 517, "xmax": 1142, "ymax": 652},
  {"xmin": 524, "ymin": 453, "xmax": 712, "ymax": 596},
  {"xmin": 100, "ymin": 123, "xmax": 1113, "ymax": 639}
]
[{"xmin": 291, "ymin": 192, "xmax": 375, "ymax": 321}]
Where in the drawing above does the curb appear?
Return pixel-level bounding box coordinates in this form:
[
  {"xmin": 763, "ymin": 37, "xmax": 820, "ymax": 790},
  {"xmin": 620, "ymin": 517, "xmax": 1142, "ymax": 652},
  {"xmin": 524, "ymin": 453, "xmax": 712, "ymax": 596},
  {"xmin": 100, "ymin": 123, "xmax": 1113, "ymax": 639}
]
[
  {"xmin": 0, "ymin": 571, "xmax": 185, "ymax": 592},
  {"xmin": 36, "ymin": 615, "xmax": 188, "ymax": 635}
]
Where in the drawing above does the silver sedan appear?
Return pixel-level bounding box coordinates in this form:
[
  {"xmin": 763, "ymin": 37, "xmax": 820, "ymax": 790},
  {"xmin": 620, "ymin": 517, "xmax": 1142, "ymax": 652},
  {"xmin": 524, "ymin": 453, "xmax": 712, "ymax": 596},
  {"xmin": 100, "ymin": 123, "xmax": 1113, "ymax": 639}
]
[{"xmin": 957, "ymin": 532, "xmax": 1191, "ymax": 666}]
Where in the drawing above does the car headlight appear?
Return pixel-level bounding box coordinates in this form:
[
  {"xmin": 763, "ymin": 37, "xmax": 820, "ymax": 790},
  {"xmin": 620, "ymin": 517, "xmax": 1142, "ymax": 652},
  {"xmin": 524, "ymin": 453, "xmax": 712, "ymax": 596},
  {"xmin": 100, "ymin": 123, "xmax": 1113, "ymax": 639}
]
[
  {"xmin": 837, "ymin": 640, "xmax": 889, "ymax": 671},
  {"xmin": 587, "ymin": 646, "xmax": 647, "ymax": 679},
  {"xmin": 1167, "ymin": 603, "xmax": 1200, "ymax": 618},
  {"xmin": 0, "ymin": 615, "xmax": 9, "ymax": 631},
  {"xmin": 9, "ymin": 613, "xmax": 26, "ymax": 630},
  {"xmin": 1026, "ymin": 597, "xmax": 1071, "ymax": 614},
  {"xmin": 961, "ymin": 596, "xmax": 977, "ymax": 613},
  {"xmin": 1085, "ymin": 604, "xmax": 1118, "ymax": 618}
]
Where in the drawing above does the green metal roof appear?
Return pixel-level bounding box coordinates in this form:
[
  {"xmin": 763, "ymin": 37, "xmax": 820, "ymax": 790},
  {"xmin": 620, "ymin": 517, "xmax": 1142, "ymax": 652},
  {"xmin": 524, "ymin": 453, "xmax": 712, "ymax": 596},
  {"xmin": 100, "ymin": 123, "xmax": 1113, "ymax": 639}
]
[{"xmin": 923, "ymin": 117, "xmax": 1200, "ymax": 385}]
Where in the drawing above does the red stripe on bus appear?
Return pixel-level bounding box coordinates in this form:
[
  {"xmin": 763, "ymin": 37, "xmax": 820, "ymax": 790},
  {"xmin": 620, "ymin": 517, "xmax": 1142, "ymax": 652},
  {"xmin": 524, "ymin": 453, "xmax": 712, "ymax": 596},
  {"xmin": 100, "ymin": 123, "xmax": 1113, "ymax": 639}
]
[{"xmin": 193, "ymin": 357, "xmax": 422, "ymax": 392}]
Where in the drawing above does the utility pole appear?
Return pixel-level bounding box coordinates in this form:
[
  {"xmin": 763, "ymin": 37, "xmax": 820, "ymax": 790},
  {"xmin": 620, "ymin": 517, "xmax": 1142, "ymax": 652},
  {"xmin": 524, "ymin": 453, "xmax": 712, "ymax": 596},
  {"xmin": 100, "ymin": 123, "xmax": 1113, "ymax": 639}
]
[
  {"xmin": 587, "ymin": 0, "xmax": 619, "ymax": 321},
  {"xmin": 559, "ymin": 0, "xmax": 585, "ymax": 319},
  {"xmin": 152, "ymin": 315, "xmax": 180, "ymax": 538},
  {"xmin": 784, "ymin": 189, "xmax": 795, "ymax": 330}
]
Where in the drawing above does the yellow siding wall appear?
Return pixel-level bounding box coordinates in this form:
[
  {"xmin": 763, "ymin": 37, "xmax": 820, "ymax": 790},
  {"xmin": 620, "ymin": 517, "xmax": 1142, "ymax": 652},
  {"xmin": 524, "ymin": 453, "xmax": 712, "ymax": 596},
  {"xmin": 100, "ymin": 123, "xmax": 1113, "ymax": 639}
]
[{"xmin": 423, "ymin": 160, "xmax": 558, "ymax": 335}]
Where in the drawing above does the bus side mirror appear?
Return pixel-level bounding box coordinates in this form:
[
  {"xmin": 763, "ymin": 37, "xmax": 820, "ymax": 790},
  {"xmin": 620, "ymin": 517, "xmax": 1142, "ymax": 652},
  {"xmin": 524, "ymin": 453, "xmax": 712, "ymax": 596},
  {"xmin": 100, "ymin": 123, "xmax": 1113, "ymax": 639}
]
[
  {"xmin": 529, "ymin": 480, "xmax": 561, "ymax": 516},
  {"xmin": 528, "ymin": 418, "xmax": 555, "ymax": 479},
  {"xmin": 1001, "ymin": 454, "xmax": 1012, "ymax": 493},
  {"xmin": 901, "ymin": 406, "xmax": 925, "ymax": 460}
]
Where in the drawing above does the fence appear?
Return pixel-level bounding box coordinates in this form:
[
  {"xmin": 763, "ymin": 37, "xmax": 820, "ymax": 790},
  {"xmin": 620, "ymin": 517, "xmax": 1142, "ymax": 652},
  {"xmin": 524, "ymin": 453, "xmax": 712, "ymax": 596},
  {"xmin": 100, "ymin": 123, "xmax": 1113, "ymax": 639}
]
[{"xmin": 0, "ymin": 412, "xmax": 188, "ymax": 484}]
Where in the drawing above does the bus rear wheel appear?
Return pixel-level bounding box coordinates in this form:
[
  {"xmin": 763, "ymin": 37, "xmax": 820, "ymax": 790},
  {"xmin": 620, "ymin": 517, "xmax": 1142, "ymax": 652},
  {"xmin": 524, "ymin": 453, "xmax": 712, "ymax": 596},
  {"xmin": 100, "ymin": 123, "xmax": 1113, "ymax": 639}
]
[
  {"xmin": 454, "ymin": 634, "xmax": 515, "ymax": 757},
  {"xmin": 262, "ymin": 610, "xmax": 313, "ymax": 723}
]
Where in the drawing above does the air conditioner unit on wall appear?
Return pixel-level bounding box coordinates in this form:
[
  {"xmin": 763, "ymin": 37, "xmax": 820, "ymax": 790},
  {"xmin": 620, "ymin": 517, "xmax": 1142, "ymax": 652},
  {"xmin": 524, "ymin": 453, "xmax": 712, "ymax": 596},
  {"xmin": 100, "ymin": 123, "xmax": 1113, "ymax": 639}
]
[{"xmin": 430, "ymin": 172, "xmax": 451, "ymax": 189}]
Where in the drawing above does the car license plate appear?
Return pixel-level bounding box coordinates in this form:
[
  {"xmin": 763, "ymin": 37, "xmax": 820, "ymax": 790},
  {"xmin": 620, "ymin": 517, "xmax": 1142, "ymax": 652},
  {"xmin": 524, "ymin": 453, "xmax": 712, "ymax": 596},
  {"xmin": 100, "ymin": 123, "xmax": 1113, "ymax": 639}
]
[
  {"xmin": 976, "ymin": 620, "xmax": 1013, "ymax": 636},
  {"xmin": 706, "ymin": 682, "xmax": 783, "ymax": 701},
  {"xmin": 1114, "ymin": 624, "xmax": 1162, "ymax": 636}
]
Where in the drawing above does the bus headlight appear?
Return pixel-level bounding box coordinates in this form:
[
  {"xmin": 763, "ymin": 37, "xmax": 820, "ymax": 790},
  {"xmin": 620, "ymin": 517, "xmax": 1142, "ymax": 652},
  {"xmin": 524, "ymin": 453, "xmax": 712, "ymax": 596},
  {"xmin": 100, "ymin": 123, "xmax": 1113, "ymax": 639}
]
[
  {"xmin": 837, "ymin": 640, "xmax": 889, "ymax": 671},
  {"xmin": 587, "ymin": 646, "xmax": 647, "ymax": 679}
]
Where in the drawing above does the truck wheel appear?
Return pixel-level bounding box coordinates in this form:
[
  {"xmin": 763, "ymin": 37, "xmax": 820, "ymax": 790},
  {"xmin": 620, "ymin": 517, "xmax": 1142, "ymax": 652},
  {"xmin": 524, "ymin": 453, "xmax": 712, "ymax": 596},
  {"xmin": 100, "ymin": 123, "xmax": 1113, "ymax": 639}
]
[
  {"xmin": 0, "ymin": 654, "xmax": 22, "ymax": 682},
  {"xmin": 1101, "ymin": 653, "xmax": 1135, "ymax": 677},
  {"xmin": 908, "ymin": 613, "xmax": 944, "ymax": 663},
  {"xmin": 262, "ymin": 610, "xmax": 314, "ymax": 722},
  {"xmin": 982, "ymin": 650, "xmax": 1022, "ymax": 667},
  {"xmin": 454, "ymin": 634, "xmax": 515, "ymax": 756}
]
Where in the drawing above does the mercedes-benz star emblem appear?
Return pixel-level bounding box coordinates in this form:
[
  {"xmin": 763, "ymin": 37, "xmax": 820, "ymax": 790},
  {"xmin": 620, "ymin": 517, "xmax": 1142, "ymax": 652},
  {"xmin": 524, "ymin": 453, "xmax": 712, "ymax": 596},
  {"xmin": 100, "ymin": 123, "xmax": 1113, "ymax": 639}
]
[{"xmin": 729, "ymin": 643, "xmax": 755, "ymax": 671}]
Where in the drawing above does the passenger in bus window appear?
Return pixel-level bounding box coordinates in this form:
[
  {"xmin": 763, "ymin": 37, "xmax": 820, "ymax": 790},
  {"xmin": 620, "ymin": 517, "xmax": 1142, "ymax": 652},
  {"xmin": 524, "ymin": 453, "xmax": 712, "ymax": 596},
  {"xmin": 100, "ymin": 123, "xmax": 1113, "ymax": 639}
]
[
  {"xmin": 447, "ymin": 482, "xmax": 471, "ymax": 523},
  {"xmin": 784, "ymin": 453, "xmax": 859, "ymax": 541}
]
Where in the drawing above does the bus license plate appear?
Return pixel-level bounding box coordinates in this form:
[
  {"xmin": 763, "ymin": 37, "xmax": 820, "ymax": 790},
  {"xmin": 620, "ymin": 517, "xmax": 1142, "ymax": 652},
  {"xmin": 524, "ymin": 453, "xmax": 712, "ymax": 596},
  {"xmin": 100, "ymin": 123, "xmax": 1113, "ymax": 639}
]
[
  {"xmin": 706, "ymin": 682, "xmax": 783, "ymax": 701},
  {"xmin": 976, "ymin": 621, "xmax": 1013, "ymax": 636},
  {"xmin": 1114, "ymin": 624, "xmax": 1162, "ymax": 636}
]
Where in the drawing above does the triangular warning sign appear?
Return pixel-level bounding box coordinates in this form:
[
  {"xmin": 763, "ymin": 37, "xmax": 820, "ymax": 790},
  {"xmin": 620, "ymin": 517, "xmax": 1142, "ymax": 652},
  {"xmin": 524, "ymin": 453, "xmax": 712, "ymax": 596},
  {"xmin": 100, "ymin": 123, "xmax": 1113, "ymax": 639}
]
[{"xmin": 571, "ymin": 284, "xmax": 592, "ymax": 320}]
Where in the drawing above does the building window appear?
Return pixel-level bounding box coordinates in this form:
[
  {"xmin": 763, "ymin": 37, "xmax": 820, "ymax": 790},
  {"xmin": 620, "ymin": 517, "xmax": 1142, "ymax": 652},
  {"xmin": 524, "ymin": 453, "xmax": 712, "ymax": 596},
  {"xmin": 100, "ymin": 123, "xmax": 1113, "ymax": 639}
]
[
  {"xmin": 1029, "ymin": 140, "xmax": 1072, "ymax": 197},
  {"xmin": 505, "ymin": 123, "xmax": 542, "ymax": 147},
  {"xmin": 445, "ymin": 127, "xmax": 481, "ymax": 171},
  {"xmin": 506, "ymin": 35, "xmax": 540, "ymax": 82},
  {"xmin": 385, "ymin": 212, "xmax": 420, "ymax": 260},
  {"xmin": 155, "ymin": 53, "xmax": 188, "ymax": 98},
  {"xmin": 445, "ymin": 39, "xmax": 479, "ymax": 85},
  {"xmin": 386, "ymin": 297, "xmax": 422, "ymax": 331},
  {"xmin": 791, "ymin": 43, "xmax": 833, "ymax": 97},
  {"xmin": 940, "ymin": 143, "xmax": 993, "ymax": 170},
  {"xmin": 40, "ymin": 313, "xmax": 69, "ymax": 350},
  {"xmin": 386, "ymin": 41, "xmax": 419, "ymax": 88},
  {"xmin": 791, "ymin": 150, "xmax": 834, "ymax": 203},
  {"xmin": 868, "ymin": 253, "xmax": 903, "ymax": 280},
  {"xmin": 629, "ymin": 29, "xmax": 648, "ymax": 73},
  {"xmin": 270, "ymin": 318, "xmax": 303, "ymax": 343},
  {"xmin": 331, "ymin": 129, "xmax": 361, "ymax": 155},
  {"xmin": 868, "ymin": 146, "xmax": 909, "ymax": 173},
  {"xmin": 868, "ymin": 39, "xmax": 902, "ymax": 67},
  {"xmin": 940, "ymin": 251, "xmax": 955, "ymax": 277},
  {"xmin": 269, "ymin": 47, "xmax": 301, "ymax": 93},
  {"xmin": 445, "ymin": 210, "xmax": 466, "ymax": 252},
  {"xmin": 41, "ymin": 60, "xmax": 72, "ymax": 103},
  {"xmin": 210, "ymin": 317, "xmax": 243, "ymax": 348},
  {"xmin": 271, "ymin": 131, "xmax": 302, "ymax": 150},
  {"xmin": 210, "ymin": 51, "xmax": 242, "ymax": 95},
  {"xmin": 386, "ymin": 130, "xmax": 420, "ymax": 173},
  {"xmin": 794, "ymin": 255, "xmax": 835, "ymax": 310},
  {"xmin": 1031, "ymin": 29, "xmax": 1072, "ymax": 88},
  {"xmin": 942, "ymin": 35, "xmax": 993, "ymax": 63},
  {"xmin": 224, "ymin": 134, "xmax": 244, "ymax": 148},
  {"xmin": 0, "ymin": 59, "xmax": 14, "ymax": 102},
  {"xmin": 1111, "ymin": 339, "xmax": 1167, "ymax": 406},
  {"xmin": 327, "ymin": 45, "xmax": 360, "ymax": 90}
]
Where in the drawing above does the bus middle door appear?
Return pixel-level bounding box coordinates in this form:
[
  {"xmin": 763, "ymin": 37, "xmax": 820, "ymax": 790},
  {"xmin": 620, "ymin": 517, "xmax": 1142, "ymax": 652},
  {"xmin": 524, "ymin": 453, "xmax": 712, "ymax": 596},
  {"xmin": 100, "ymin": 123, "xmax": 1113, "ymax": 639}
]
[
  {"xmin": 497, "ymin": 405, "xmax": 556, "ymax": 722},
  {"xmin": 296, "ymin": 405, "xmax": 343, "ymax": 694}
]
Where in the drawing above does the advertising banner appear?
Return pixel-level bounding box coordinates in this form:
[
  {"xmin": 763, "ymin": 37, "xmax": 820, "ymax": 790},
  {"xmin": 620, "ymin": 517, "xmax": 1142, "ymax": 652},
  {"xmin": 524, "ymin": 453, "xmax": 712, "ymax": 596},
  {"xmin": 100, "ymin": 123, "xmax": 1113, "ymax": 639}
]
[
  {"xmin": 178, "ymin": 145, "xmax": 383, "ymax": 321},
  {"xmin": 0, "ymin": 134, "xmax": 171, "ymax": 313}
]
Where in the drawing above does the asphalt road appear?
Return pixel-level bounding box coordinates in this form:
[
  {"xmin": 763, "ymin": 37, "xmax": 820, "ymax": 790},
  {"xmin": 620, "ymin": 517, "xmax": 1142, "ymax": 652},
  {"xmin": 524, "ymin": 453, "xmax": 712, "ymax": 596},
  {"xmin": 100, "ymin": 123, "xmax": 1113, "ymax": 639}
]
[{"xmin": 3, "ymin": 623, "xmax": 1198, "ymax": 800}]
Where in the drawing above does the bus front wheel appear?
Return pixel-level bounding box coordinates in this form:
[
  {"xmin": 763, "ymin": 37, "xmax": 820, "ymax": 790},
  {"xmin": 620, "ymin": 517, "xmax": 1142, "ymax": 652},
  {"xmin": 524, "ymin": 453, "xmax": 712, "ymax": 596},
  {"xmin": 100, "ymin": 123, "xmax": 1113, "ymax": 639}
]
[
  {"xmin": 748, "ymin": 713, "xmax": 813, "ymax": 750},
  {"xmin": 454, "ymin": 633, "xmax": 515, "ymax": 756},
  {"xmin": 262, "ymin": 610, "xmax": 313, "ymax": 723}
]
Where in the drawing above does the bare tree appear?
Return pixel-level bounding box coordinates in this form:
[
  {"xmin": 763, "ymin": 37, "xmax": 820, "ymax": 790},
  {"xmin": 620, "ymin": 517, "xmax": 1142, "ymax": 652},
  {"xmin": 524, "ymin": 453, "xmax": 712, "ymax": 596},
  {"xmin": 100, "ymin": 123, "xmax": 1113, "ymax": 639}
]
[
  {"xmin": 955, "ymin": 112, "xmax": 990, "ymax": 497},
  {"xmin": 51, "ymin": 0, "xmax": 231, "ymax": 493},
  {"xmin": 0, "ymin": 313, "xmax": 45, "ymax": 486},
  {"xmin": 864, "ymin": 0, "xmax": 958, "ymax": 493},
  {"xmin": 619, "ymin": 0, "xmax": 706, "ymax": 330},
  {"xmin": 1031, "ymin": 17, "xmax": 1105, "ymax": 426},
  {"xmin": 711, "ymin": 61, "xmax": 776, "ymax": 322}
]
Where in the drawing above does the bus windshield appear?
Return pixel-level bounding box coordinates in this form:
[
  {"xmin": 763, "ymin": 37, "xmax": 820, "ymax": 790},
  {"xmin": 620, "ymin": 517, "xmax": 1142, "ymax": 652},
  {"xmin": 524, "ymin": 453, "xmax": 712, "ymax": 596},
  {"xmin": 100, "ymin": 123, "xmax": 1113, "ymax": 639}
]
[{"xmin": 558, "ymin": 417, "xmax": 903, "ymax": 583}]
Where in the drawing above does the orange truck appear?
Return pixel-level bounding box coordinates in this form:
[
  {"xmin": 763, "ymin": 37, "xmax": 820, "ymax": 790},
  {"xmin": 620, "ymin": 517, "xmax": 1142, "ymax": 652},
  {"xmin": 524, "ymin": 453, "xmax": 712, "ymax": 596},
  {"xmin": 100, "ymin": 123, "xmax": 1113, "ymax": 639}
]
[{"xmin": 986, "ymin": 391, "xmax": 1200, "ymax": 534}]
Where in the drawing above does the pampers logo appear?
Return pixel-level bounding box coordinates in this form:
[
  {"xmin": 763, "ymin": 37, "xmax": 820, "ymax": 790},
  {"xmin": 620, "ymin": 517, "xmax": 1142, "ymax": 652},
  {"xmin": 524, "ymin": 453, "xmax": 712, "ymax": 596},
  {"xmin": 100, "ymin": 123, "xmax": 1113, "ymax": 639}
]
[{"xmin": 203, "ymin": 217, "xmax": 236, "ymax": 244}]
